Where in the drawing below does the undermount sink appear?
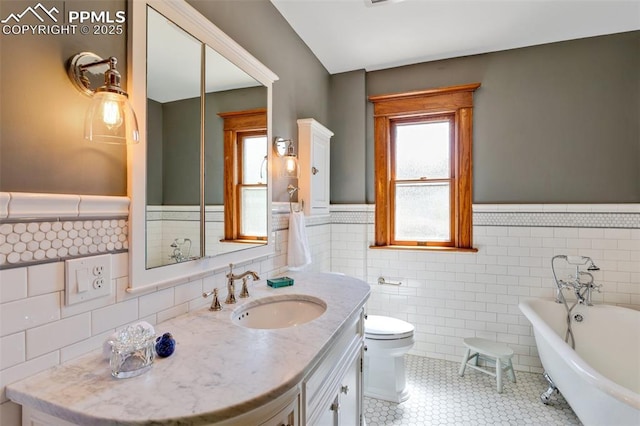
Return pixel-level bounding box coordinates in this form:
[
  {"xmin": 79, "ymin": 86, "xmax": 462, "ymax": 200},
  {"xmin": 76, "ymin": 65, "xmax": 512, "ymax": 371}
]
[{"xmin": 231, "ymin": 294, "xmax": 327, "ymax": 329}]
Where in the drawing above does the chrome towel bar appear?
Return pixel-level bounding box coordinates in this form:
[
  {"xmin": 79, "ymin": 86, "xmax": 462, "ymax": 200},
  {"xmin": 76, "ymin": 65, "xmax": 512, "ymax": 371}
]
[{"xmin": 378, "ymin": 276, "xmax": 402, "ymax": 286}]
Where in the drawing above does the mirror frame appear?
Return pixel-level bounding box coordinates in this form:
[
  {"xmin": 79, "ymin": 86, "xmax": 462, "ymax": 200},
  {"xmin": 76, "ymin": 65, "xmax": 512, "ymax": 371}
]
[{"xmin": 128, "ymin": 0, "xmax": 278, "ymax": 291}]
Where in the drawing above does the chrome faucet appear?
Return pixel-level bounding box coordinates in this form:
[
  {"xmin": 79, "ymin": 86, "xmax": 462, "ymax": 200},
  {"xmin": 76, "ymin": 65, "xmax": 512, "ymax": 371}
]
[
  {"xmin": 552, "ymin": 255, "xmax": 601, "ymax": 305},
  {"xmin": 169, "ymin": 238, "xmax": 192, "ymax": 263},
  {"xmin": 225, "ymin": 263, "xmax": 260, "ymax": 304}
]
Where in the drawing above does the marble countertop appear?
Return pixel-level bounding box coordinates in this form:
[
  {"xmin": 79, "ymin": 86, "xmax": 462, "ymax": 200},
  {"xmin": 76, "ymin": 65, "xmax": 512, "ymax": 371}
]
[{"xmin": 6, "ymin": 272, "xmax": 370, "ymax": 425}]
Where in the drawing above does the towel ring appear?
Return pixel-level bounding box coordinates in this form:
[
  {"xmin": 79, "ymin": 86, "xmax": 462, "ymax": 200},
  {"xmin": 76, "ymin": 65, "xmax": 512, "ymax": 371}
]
[{"xmin": 287, "ymin": 184, "xmax": 303, "ymax": 213}]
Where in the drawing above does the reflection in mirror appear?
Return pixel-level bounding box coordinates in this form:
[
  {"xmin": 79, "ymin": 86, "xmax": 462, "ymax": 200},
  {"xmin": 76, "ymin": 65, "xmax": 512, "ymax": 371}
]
[
  {"xmin": 129, "ymin": 0, "xmax": 277, "ymax": 290},
  {"xmin": 204, "ymin": 45, "xmax": 268, "ymax": 256},
  {"xmin": 145, "ymin": 7, "xmax": 202, "ymax": 268}
]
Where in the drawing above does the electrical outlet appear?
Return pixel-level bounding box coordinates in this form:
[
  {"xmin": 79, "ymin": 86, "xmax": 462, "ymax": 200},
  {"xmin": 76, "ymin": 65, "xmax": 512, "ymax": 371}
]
[
  {"xmin": 93, "ymin": 277, "xmax": 105, "ymax": 289},
  {"xmin": 65, "ymin": 254, "xmax": 112, "ymax": 305}
]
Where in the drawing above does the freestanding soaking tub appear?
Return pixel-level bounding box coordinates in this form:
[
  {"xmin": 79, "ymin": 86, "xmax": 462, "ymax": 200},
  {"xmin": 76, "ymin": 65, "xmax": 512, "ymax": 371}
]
[{"xmin": 519, "ymin": 298, "xmax": 640, "ymax": 426}]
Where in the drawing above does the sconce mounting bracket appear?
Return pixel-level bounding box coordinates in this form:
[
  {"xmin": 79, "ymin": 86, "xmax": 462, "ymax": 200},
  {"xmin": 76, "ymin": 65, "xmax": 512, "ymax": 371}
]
[
  {"xmin": 273, "ymin": 137, "xmax": 289, "ymax": 157},
  {"xmin": 68, "ymin": 52, "xmax": 109, "ymax": 97}
]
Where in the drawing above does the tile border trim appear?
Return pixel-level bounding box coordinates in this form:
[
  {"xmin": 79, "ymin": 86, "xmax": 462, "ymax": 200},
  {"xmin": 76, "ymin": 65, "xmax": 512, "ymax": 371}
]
[
  {"xmin": 328, "ymin": 203, "xmax": 640, "ymax": 228},
  {"xmin": 0, "ymin": 193, "xmax": 130, "ymax": 269}
]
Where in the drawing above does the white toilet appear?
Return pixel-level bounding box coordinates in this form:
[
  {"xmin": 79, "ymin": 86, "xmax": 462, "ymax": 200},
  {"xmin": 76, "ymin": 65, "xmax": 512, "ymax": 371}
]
[{"xmin": 363, "ymin": 315, "xmax": 415, "ymax": 403}]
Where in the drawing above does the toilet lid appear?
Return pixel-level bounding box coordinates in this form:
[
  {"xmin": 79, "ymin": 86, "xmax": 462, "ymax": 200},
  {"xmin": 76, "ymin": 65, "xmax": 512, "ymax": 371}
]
[{"xmin": 365, "ymin": 315, "xmax": 414, "ymax": 340}]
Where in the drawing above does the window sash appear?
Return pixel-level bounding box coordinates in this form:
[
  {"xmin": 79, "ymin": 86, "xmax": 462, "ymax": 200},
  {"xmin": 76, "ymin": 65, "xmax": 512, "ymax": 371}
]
[
  {"xmin": 390, "ymin": 116, "xmax": 455, "ymax": 246},
  {"xmin": 239, "ymin": 134, "xmax": 267, "ymax": 185},
  {"xmin": 238, "ymin": 184, "xmax": 267, "ymax": 239}
]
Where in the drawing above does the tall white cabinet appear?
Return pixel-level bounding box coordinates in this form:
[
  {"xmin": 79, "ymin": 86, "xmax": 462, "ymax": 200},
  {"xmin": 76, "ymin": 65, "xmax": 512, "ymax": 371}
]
[{"xmin": 297, "ymin": 118, "xmax": 333, "ymax": 216}]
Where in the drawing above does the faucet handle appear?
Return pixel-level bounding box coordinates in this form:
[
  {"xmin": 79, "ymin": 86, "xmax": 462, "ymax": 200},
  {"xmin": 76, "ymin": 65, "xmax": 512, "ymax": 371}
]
[
  {"xmin": 239, "ymin": 276, "xmax": 250, "ymax": 298},
  {"xmin": 203, "ymin": 288, "xmax": 222, "ymax": 311}
]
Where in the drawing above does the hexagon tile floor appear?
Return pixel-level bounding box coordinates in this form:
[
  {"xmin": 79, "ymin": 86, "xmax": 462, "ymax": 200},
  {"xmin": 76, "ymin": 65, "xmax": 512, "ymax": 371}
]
[{"xmin": 363, "ymin": 355, "xmax": 581, "ymax": 426}]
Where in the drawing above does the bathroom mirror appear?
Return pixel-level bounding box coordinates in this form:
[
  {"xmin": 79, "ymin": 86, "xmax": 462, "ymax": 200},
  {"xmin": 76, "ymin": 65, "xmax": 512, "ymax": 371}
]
[
  {"xmin": 146, "ymin": 7, "xmax": 202, "ymax": 268},
  {"xmin": 128, "ymin": 0, "xmax": 278, "ymax": 290}
]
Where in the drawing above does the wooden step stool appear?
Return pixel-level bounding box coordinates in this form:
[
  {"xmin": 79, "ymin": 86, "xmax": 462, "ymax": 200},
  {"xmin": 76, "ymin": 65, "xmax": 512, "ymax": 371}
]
[{"xmin": 458, "ymin": 337, "xmax": 516, "ymax": 393}]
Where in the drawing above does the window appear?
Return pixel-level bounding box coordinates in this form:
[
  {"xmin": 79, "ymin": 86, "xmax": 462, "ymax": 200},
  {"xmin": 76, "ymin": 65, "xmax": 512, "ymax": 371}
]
[
  {"xmin": 370, "ymin": 83, "xmax": 480, "ymax": 250},
  {"xmin": 219, "ymin": 108, "xmax": 267, "ymax": 242},
  {"xmin": 237, "ymin": 133, "xmax": 267, "ymax": 239}
]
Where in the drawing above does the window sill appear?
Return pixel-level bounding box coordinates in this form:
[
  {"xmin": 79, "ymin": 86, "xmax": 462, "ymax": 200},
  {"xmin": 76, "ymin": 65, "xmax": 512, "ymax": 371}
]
[
  {"xmin": 369, "ymin": 245, "xmax": 478, "ymax": 253},
  {"xmin": 219, "ymin": 239, "xmax": 267, "ymax": 244}
]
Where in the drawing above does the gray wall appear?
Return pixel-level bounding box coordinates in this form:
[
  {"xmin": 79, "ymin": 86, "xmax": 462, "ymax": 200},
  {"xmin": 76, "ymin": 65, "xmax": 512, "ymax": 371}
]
[
  {"xmin": 187, "ymin": 0, "xmax": 331, "ymax": 202},
  {"xmin": 329, "ymin": 70, "xmax": 367, "ymax": 204},
  {"xmin": 147, "ymin": 99, "xmax": 164, "ymax": 204},
  {"xmin": 161, "ymin": 98, "xmax": 201, "ymax": 206},
  {"xmin": 2, "ymin": 0, "xmax": 637, "ymax": 205},
  {"xmin": 147, "ymin": 87, "xmax": 268, "ymax": 206},
  {"xmin": 0, "ymin": 0, "xmax": 128, "ymax": 195},
  {"xmin": 1, "ymin": 0, "xmax": 330, "ymax": 202},
  {"xmin": 351, "ymin": 31, "xmax": 640, "ymax": 204}
]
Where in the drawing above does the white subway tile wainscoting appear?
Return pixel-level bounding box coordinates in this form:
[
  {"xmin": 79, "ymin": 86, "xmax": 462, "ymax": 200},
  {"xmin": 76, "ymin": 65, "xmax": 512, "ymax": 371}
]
[
  {"xmin": 331, "ymin": 204, "xmax": 640, "ymax": 374},
  {"xmin": 0, "ymin": 197, "xmax": 638, "ymax": 425}
]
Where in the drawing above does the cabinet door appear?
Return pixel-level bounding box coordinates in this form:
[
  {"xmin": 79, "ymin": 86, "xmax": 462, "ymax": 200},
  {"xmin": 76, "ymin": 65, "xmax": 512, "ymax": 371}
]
[
  {"xmin": 338, "ymin": 354, "xmax": 361, "ymax": 426},
  {"xmin": 297, "ymin": 118, "xmax": 333, "ymax": 216},
  {"xmin": 310, "ymin": 133, "xmax": 330, "ymax": 214},
  {"xmin": 313, "ymin": 394, "xmax": 339, "ymax": 426},
  {"xmin": 260, "ymin": 396, "xmax": 299, "ymax": 426}
]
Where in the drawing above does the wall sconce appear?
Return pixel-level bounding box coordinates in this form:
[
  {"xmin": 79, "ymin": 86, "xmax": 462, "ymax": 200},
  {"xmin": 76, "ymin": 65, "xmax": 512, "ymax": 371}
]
[
  {"xmin": 273, "ymin": 137, "xmax": 299, "ymax": 178},
  {"xmin": 67, "ymin": 52, "xmax": 139, "ymax": 145}
]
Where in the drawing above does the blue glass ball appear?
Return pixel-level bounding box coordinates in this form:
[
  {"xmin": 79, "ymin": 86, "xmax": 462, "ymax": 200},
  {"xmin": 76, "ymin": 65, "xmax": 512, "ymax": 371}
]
[{"xmin": 155, "ymin": 332, "xmax": 175, "ymax": 358}]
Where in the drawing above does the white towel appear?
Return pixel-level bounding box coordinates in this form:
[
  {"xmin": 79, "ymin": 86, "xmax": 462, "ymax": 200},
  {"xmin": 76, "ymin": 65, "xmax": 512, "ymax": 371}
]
[{"xmin": 287, "ymin": 211, "xmax": 312, "ymax": 270}]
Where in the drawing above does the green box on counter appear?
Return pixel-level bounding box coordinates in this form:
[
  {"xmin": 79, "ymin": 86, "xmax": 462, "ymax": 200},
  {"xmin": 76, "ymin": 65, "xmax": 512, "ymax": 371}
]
[{"xmin": 267, "ymin": 277, "xmax": 294, "ymax": 288}]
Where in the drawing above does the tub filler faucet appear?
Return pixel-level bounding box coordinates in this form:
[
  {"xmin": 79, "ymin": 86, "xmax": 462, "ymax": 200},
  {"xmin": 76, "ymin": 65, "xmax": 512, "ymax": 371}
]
[
  {"xmin": 169, "ymin": 238, "xmax": 192, "ymax": 263},
  {"xmin": 551, "ymin": 255, "xmax": 602, "ymax": 349},
  {"xmin": 552, "ymin": 255, "xmax": 601, "ymax": 306}
]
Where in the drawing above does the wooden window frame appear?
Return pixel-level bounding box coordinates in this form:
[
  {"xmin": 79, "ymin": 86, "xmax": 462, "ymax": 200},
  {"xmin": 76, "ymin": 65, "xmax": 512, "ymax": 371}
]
[
  {"xmin": 370, "ymin": 83, "xmax": 480, "ymax": 251},
  {"xmin": 218, "ymin": 108, "xmax": 267, "ymax": 242}
]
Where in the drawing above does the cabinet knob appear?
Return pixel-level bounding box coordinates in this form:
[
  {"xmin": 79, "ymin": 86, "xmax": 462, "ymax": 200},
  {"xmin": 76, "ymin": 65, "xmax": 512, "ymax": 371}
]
[
  {"xmin": 312, "ymin": 166, "xmax": 319, "ymax": 175},
  {"xmin": 330, "ymin": 402, "xmax": 340, "ymax": 412},
  {"xmin": 340, "ymin": 385, "xmax": 349, "ymax": 394}
]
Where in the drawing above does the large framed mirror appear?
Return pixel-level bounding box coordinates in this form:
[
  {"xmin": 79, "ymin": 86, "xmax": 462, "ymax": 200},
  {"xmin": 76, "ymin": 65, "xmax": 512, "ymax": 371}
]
[{"xmin": 128, "ymin": 0, "xmax": 278, "ymax": 291}]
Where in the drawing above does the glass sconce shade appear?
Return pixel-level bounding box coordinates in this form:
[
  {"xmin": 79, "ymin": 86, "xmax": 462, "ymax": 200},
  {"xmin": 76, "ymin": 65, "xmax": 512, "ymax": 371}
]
[
  {"xmin": 68, "ymin": 52, "xmax": 139, "ymax": 145},
  {"xmin": 84, "ymin": 91, "xmax": 139, "ymax": 144},
  {"xmin": 283, "ymin": 154, "xmax": 300, "ymax": 178},
  {"xmin": 274, "ymin": 137, "xmax": 300, "ymax": 178}
]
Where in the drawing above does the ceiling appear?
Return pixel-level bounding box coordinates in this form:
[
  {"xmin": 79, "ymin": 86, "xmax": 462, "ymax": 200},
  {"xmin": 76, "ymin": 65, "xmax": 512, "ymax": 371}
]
[{"xmin": 270, "ymin": 0, "xmax": 640, "ymax": 74}]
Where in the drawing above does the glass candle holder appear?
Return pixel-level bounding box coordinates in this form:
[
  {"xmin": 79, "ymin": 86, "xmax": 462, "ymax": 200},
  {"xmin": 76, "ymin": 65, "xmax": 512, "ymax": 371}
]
[{"xmin": 109, "ymin": 325, "xmax": 156, "ymax": 379}]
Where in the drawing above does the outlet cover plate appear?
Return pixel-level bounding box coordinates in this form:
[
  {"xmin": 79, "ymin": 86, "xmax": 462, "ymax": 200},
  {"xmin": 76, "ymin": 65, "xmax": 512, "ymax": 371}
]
[{"xmin": 65, "ymin": 254, "xmax": 112, "ymax": 305}]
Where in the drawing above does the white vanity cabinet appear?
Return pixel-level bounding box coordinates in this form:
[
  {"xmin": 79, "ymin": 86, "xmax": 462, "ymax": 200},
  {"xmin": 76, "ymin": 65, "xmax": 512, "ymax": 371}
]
[
  {"xmin": 22, "ymin": 392, "xmax": 301, "ymax": 426},
  {"xmin": 22, "ymin": 407, "xmax": 76, "ymax": 426},
  {"xmin": 20, "ymin": 310, "xmax": 363, "ymax": 426},
  {"xmin": 9, "ymin": 273, "xmax": 370, "ymax": 426},
  {"xmin": 218, "ymin": 386, "xmax": 301, "ymax": 426},
  {"xmin": 303, "ymin": 309, "xmax": 364, "ymax": 426},
  {"xmin": 297, "ymin": 118, "xmax": 333, "ymax": 216}
]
